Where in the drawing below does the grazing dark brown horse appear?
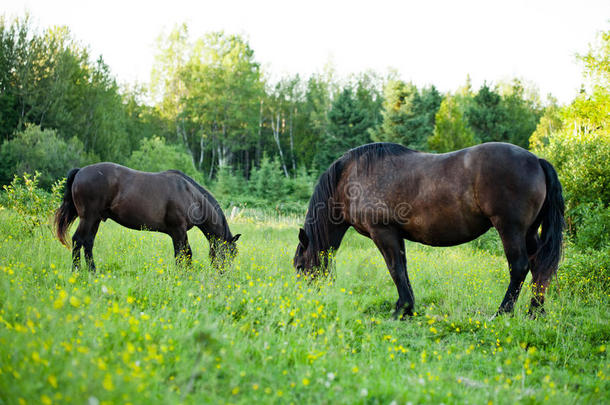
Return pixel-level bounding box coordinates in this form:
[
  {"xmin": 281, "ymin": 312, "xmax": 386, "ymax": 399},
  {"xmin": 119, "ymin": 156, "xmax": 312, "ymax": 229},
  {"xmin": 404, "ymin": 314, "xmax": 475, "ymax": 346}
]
[
  {"xmin": 54, "ymin": 163, "xmax": 240, "ymax": 271},
  {"xmin": 294, "ymin": 142, "xmax": 564, "ymax": 318}
]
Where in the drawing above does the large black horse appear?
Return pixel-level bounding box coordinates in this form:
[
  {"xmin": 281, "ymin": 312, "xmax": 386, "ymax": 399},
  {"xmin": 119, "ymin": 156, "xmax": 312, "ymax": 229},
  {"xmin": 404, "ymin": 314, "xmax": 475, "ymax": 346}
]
[
  {"xmin": 294, "ymin": 142, "xmax": 564, "ymax": 318},
  {"xmin": 55, "ymin": 163, "xmax": 240, "ymax": 271}
]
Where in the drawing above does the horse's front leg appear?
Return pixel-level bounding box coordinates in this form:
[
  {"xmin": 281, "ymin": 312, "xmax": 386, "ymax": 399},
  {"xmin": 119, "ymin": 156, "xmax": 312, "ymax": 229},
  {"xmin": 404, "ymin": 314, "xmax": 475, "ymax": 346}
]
[
  {"xmin": 371, "ymin": 228, "xmax": 415, "ymax": 319},
  {"xmin": 171, "ymin": 230, "xmax": 192, "ymax": 267}
]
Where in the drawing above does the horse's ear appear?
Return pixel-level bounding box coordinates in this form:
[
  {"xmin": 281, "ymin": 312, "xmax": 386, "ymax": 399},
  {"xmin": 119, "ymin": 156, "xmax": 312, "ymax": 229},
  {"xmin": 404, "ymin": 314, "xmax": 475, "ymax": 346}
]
[
  {"xmin": 231, "ymin": 234, "xmax": 241, "ymax": 243},
  {"xmin": 298, "ymin": 228, "xmax": 309, "ymax": 249}
]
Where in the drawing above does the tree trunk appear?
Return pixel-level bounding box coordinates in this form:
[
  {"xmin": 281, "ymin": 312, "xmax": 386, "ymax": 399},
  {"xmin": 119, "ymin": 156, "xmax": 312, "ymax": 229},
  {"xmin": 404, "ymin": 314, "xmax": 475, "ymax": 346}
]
[
  {"xmin": 271, "ymin": 111, "xmax": 289, "ymax": 178},
  {"xmin": 244, "ymin": 149, "xmax": 250, "ymax": 179},
  {"xmin": 289, "ymin": 106, "xmax": 297, "ymax": 173},
  {"xmin": 198, "ymin": 135, "xmax": 205, "ymax": 171},
  {"xmin": 257, "ymin": 99, "xmax": 263, "ymax": 167},
  {"xmin": 208, "ymin": 143, "xmax": 216, "ymax": 180}
]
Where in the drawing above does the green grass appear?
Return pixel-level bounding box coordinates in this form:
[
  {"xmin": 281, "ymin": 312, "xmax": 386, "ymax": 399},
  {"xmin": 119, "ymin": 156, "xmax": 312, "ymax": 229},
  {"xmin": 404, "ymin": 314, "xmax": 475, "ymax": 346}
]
[{"xmin": 0, "ymin": 208, "xmax": 608, "ymax": 404}]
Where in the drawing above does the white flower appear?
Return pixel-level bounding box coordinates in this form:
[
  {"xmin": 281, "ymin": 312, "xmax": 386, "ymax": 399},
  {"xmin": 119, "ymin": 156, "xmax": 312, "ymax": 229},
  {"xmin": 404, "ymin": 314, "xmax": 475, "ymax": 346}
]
[
  {"xmin": 360, "ymin": 388, "xmax": 368, "ymax": 397},
  {"xmin": 101, "ymin": 285, "xmax": 108, "ymax": 294},
  {"xmin": 327, "ymin": 372, "xmax": 335, "ymax": 381}
]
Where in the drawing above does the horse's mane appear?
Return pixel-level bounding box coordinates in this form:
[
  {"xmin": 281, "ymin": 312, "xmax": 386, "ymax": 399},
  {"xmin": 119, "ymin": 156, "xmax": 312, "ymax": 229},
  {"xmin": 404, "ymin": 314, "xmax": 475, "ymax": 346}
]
[
  {"xmin": 304, "ymin": 142, "xmax": 413, "ymax": 252},
  {"xmin": 169, "ymin": 170, "xmax": 232, "ymax": 239}
]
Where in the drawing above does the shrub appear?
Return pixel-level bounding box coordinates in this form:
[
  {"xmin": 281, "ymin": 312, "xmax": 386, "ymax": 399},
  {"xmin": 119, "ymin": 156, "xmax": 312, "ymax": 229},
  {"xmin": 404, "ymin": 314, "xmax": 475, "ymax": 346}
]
[
  {"xmin": 249, "ymin": 155, "xmax": 286, "ymax": 201},
  {"xmin": 215, "ymin": 165, "xmax": 246, "ymax": 197},
  {"xmin": 285, "ymin": 166, "xmax": 315, "ymax": 202},
  {"xmin": 570, "ymin": 203, "xmax": 610, "ymax": 251},
  {"xmin": 0, "ymin": 124, "xmax": 89, "ymax": 189},
  {"xmin": 127, "ymin": 136, "xmax": 197, "ymax": 177},
  {"xmin": 560, "ymin": 245, "xmax": 610, "ymax": 296},
  {"xmin": 2, "ymin": 172, "xmax": 64, "ymax": 235},
  {"xmin": 468, "ymin": 229, "xmax": 504, "ymax": 256}
]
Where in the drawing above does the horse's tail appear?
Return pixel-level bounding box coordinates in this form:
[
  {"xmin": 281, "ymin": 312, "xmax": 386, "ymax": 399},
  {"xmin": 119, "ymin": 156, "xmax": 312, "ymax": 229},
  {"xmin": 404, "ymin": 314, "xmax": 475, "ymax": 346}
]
[
  {"xmin": 533, "ymin": 159, "xmax": 565, "ymax": 285},
  {"xmin": 54, "ymin": 168, "xmax": 80, "ymax": 247}
]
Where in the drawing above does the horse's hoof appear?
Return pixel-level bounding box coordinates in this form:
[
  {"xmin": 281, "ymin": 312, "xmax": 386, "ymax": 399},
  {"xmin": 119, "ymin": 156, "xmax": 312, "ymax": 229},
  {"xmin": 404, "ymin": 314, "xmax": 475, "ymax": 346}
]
[
  {"xmin": 527, "ymin": 307, "xmax": 546, "ymax": 319},
  {"xmin": 392, "ymin": 308, "xmax": 414, "ymax": 321}
]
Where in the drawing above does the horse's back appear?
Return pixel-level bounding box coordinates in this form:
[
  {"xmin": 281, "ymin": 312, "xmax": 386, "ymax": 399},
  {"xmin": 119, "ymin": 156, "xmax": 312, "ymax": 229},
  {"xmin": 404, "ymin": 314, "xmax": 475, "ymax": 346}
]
[
  {"xmin": 71, "ymin": 163, "xmax": 195, "ymax": 231},
  {"xmin": 339, "ymin": 142, "xmax": 546, "ymax": 246}
]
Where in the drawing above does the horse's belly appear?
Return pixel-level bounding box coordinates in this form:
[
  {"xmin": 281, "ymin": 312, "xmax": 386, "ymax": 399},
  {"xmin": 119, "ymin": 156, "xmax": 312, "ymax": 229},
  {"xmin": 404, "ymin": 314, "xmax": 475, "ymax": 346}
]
[
  {"xmin": 400, "ymin": 213, "xmax": 491, "ymax": 247},
  {"xmin": 108, "ymin": 213, "xmax": 165, "ymax": 233},
  {"xmin": 108, "ymin": 197, "xmax": 168, "ymax": 233}
]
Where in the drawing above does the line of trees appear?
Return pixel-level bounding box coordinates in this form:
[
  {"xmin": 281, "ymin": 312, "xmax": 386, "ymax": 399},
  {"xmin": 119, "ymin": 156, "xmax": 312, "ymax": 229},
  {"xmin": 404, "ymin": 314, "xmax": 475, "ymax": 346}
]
[{"xmin": 1, "ymin": 16, "xmax": 549, "ymax": 189}]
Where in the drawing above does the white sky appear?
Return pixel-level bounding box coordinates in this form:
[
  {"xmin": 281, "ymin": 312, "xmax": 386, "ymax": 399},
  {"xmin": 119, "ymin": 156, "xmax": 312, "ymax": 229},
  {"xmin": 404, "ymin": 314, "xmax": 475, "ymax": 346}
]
[{"xmin": 4, "ymin": 0, "xmax": 610, "ymax": 104}]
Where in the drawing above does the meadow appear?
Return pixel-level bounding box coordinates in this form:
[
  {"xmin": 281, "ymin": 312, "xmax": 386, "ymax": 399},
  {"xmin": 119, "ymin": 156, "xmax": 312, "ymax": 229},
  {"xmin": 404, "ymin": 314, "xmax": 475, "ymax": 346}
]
[{"xmin": 0, "ymin": 208, "xmax": 608, "ymax": 404}]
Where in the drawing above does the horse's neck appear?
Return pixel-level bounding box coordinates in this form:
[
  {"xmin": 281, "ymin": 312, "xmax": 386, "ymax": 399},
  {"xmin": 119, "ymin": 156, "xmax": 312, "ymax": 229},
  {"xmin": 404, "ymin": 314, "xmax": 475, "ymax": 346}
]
[
  {"xmin": 311, "ymin": 217, "xmax": 349, "ymax": 255},
  {"xmin": 328, "ymin": 222, "xmax": 349, "ymax": 251},
  {"xmin": 197, "ymin": 201, "xmax": 231, "ymax": 242}
]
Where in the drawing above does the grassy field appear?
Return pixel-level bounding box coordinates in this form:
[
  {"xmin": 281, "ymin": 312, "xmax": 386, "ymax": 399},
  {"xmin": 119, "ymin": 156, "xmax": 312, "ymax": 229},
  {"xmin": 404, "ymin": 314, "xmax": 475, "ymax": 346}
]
[{"xmin": 0, "ymin": 208, "xmax": 608, "ymax": 404}]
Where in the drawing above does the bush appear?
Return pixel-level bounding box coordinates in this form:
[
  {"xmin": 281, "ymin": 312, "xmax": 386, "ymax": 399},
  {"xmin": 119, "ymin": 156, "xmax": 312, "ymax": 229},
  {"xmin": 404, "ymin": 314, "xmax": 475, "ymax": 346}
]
[
  {"xmin": 249, "ymin": 155, "xmax": 286, "ymax": 201},
  {"xmin": 285, "ymin": 166, "xmax": 315, "ymax": 202},
  {"xmin": 570, "ymin": 203, "xmax": 610, "ymax": 251},
  {"xmin": 127, "ymin": 136, "xmax": 197, "ymax": 177},
  {"xmin": 2, "ymin": 172, "xmax": 64, "ymax": 236},
  {"xmin": 560, "ymin": 245, "xmax": 610, "ymax": 296},
  {"xmin": 215, "ymin": 165, "xmax": 247, "ymax": 197},
  {"xmin": 0, "ymin": 124, "xmax": 89, "ymax": 189},
  {"xmin": 468, "ymin": 229, "xmax": 504, "ymax": 256},
  {"xmin": 543, "ymin": 131, "xmax": 610, "ymax": 210}
]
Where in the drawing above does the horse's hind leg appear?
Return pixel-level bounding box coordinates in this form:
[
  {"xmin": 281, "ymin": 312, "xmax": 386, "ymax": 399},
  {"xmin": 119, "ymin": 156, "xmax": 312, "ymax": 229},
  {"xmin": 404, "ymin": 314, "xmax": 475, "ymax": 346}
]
[
  {"xmin": 371, "ymin": 228, "xmax": 414, "ymax": 319},
  {"xmin": 73, "ymin": 217, "xmax": 101, "ymax": 272},
  {"xmin": 496, "ymin": 225, "xmax": 530, "ymax": 315},
  {"xmin": 72, "ymin": 235, "xmax": 83, "ymax": 271},
  {"xmin": 83, "ymin": 219, "xmax": 101, "ymax": 272},
  {"xmin": 527, "ymin": 231, "xmax": 547, "ymax": 317}
]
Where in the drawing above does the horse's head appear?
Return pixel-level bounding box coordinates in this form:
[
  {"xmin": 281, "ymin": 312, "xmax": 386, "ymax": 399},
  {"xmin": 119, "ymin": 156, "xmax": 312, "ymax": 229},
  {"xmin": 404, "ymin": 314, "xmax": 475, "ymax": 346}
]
[
  {"xmin": 294, "ymin": 228, "xmax": 329, "ymax": 278},
  {"xmin": 209, "ymin": 234, "xmax": 241, "ymax": 270}
]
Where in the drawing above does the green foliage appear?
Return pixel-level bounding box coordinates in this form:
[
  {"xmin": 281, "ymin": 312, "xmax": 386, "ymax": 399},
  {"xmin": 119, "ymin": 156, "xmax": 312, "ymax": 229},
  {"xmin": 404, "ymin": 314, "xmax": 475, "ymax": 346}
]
[
  {"xmin": 465, "ymin": 80, "xmax": 541, "ymax": 148},
  {"xmin": 571, "ymin": 203, "xmax": 610, "ymax": 251},
  {"xmin": 467, "ymin": 229, "xmax": 504, "ymax": 257},
  {"xmin": 428, "ymin": 95, "xmax": 477, "ymax": 152},
  {"xmin": 532, "ymin": 28, "xmax": 609, "ymax": 262},
  {"xmin": 295, "ymin": 73, "xmax": 333, "ymax": 169},
  {"xmin": 560, "ymin": 245, "xmax": 610, "ymax": 295},
  {"xmin": 215, "ymin": 165, "xmax": 246, "ymax": 197},
  {"xmin": 372, "ymin": 81, "xmax": 442, "ymax": 150},
  {"xmin": 249, "ymin": 155, "xmax": 286, "ymax": 201},
  {"xmin": 544, "ymin": 131, "xmax": 610, "ymax": 213},
  {"xmin": 0, "ymin": 124, "xmax": 88, "ymax": 189},
  {"xmin": 126, "ymin": 136, "xmax": 197, "ymax": 176},
  {"xmin": 158, "ymin": 30, "xmax": 264, "ymax": 169},
  {"xmin": 1, "ymin": 172, "xmax": 63, "ymax": 235},
  {"xmin": 466, "ymin": 83, "xmax": 504, "ymax": 143},
  {"xmin": 315, "ymin": 87, "xmax": 375, "ymax": 168},
  {"xmin": 285, "ymin": 166, "xmax": 315, "ymax": 202},
  {"xmin": 578, "ymin": 29, "xmax": 609, "ymax": 90},
  {"xmin": 0, "ymin": 16, "xmax": 141, "ymax": 162},
  {"xmin": 530, "ymin": 101, "xmax": 562, "ymax": 150},
  {"xmin": 212, "ymin": 162, "xmax": 313, "ymax": 215},
  {"xmin": 499, "ymin": 80, "xmax": 543, "ymax": 147}
]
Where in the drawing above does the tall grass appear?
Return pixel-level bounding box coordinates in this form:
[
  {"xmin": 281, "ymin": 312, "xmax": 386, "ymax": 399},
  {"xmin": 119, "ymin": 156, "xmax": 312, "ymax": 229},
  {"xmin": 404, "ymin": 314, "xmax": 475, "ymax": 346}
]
[{"xmin": 0, "ymin": 209, "xmax": 608, "ymax": 404}]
